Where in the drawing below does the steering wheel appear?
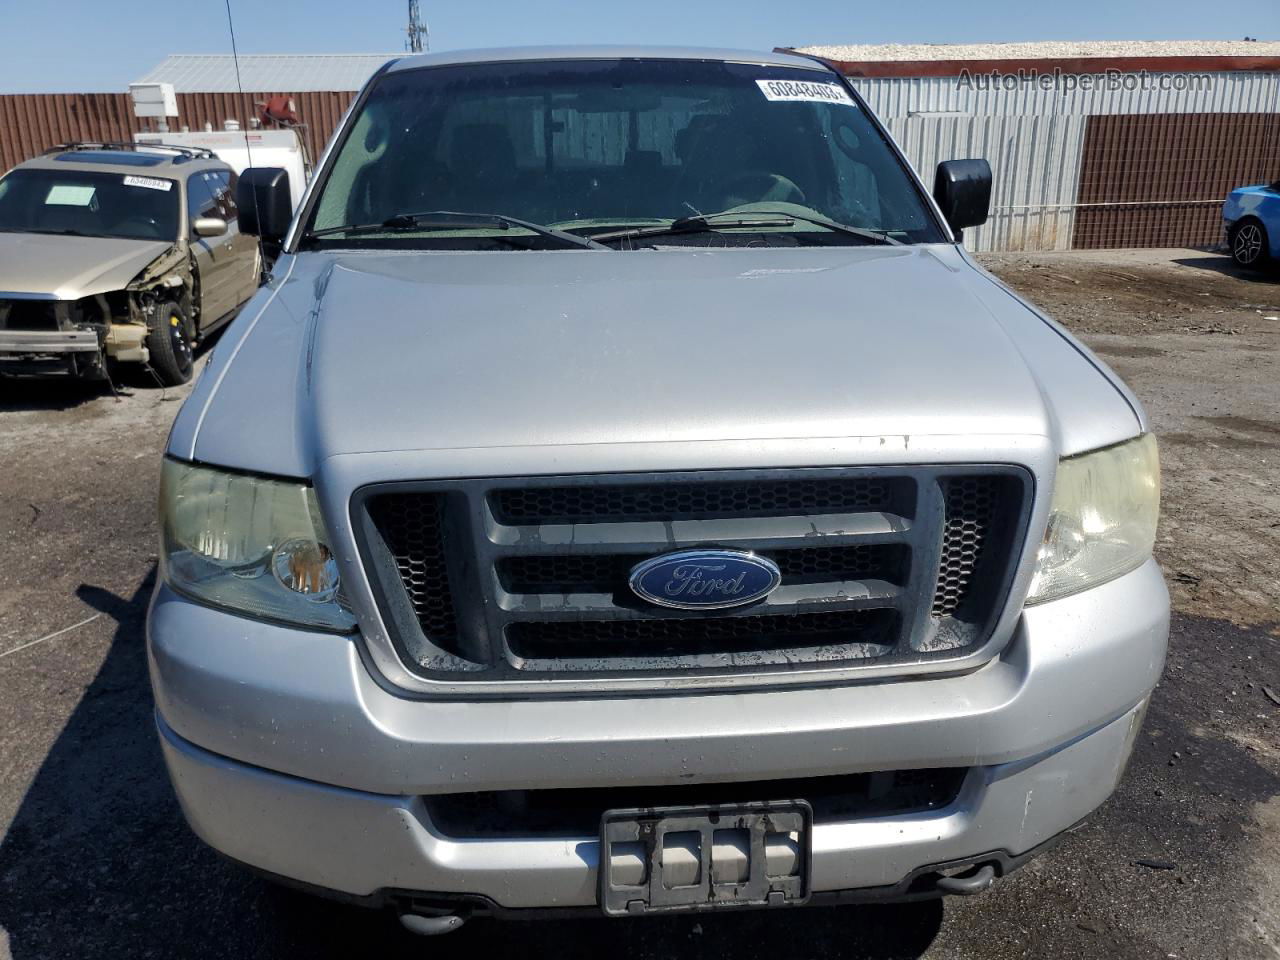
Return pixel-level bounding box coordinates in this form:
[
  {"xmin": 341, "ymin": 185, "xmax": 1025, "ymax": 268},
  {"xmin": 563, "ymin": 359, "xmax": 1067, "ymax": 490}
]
[{"xmin": 715, "ymin": 171, "xmax": 806, "ymax": 209}]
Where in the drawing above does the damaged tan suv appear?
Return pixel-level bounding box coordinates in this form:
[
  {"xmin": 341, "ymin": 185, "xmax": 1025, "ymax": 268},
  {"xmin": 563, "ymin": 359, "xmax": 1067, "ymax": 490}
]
[{"xmin": 0, "ymin": 142, "xmax": 260, "ymax": 385}]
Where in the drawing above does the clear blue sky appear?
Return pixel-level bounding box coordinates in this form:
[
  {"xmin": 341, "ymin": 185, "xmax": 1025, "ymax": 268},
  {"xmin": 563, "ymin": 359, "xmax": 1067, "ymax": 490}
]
[{"xmin": 1, "ymin": 0, "xmax": 1275, "ymax": 93}]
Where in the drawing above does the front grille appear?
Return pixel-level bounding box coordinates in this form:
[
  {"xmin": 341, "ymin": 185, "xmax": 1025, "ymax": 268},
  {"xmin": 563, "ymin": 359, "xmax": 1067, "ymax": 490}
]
[
  {"xmin": 355, "ymin": 466, "xmax": 1030, "ymax": 692},
  {"xmin": 491, "ymin": 476, "xmax": 901, "ymax": 524},
  {"xmin": 364, "ymin": 493, "xmax": 459, "ymax": 644},
  {"xmin": 498, "ymin": 544, "xmax": 907, "ymax": 594},
  {"xmin": 506, "ymin": 609, "xmax": 896, "ymax": 662},
  {"xmin": 425, "ymin": 768, "xmax": 969, "ymax": 838},
  {"xmin": 933, "ymin": 477, "xmax": 1001, "ymax": 617}
]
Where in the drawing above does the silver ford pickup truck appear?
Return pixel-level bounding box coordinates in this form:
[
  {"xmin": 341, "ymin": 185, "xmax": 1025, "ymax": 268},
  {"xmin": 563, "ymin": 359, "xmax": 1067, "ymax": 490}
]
[{"xmin": 148, "ymin": 47, "xmax": 1168, "ymax": 934}]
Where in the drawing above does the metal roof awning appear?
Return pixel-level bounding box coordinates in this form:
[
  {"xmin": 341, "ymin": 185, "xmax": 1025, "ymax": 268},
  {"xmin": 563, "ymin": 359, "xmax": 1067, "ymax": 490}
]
[{"xmin": 133, "ymin": 54, "xmax": 400, "ymax": 93}]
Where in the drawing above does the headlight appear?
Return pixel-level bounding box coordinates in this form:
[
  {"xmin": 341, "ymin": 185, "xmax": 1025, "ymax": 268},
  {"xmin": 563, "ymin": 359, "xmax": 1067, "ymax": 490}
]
[
  {"xmin": 159, "ymin": 459, "xmax": 357, "ymax": 631},
  {"xmin": 1027, "ymin": 434, "xmax": 1160, "ymax": 604}
]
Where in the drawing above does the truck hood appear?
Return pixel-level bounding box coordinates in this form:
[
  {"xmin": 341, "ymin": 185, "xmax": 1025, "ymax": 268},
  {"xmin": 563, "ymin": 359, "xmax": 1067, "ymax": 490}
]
[
  {"xmin": 0, "ymin": 232, "xmax": 173, "ymax": 299},
  {"xmin": 175, "ymin": 245, "xmax": 1142, "ymax": 477}
]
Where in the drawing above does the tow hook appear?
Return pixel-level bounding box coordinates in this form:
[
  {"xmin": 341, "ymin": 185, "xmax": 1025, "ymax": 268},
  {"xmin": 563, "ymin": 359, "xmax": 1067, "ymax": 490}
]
[
  {"xmin": 398, "ymin": 911, "xmax": 468, "ymax": 936},
  {"xmin": 935, "ymin": 863, "xmax": 997, "ymax": 895}
]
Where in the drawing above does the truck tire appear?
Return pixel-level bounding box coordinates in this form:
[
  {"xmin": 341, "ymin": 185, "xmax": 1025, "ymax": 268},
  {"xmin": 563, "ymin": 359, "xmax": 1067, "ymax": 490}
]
[
  {"xmin": 146, "ymin": 300, "xmax": 195, "ymax": 385},
  {"xmin": 1229, "ymin": 218, "xmax": 1270, "ymax": 270}
]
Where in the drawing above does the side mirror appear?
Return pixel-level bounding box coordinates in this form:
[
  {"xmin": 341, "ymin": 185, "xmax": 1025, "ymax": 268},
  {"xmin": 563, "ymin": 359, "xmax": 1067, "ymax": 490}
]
[
  {"xmin": 236, "ymin": 167, "xmax": 293, "ymax": 244},
  {"xmin": 933, "ymin": 159, "xmax": 992, "ymax": 235},
  {"xmin": 192, "ymin": 216, "xmax": 228, "ymax": 238}
]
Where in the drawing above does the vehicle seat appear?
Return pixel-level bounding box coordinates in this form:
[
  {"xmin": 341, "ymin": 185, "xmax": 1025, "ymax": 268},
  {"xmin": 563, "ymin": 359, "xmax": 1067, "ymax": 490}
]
[
  {"xmin": 622, "ymin": 149, "xmax": 674, "ymax": 218},
  {"xmin": 445, "ymin": 123, "xmax": 518, "ymax": 214},
  {"xmin": 105, "ymin": 190, "xmax": 169, "ymax": 239},
  {"xmin": 675, "ymin": 115, "xmax": 770, "ymax": 212},
  {"xmin": 353, "ymin": 134, "xmax": 449, "ymax": 224}
]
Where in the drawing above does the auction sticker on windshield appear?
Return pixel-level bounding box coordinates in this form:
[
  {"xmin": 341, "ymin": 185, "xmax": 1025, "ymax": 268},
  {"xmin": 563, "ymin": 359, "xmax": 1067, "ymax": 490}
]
[
  {"xmin": 123, "ymin": 175, "xmax": 172, "ymax": 192},
  {"xmin": 755, "ymin": 79, "xmax": 855, "ymax": 105},
  {"xmin": 45, "ymin": 185, "xmax": 96, "ymax": 206}
]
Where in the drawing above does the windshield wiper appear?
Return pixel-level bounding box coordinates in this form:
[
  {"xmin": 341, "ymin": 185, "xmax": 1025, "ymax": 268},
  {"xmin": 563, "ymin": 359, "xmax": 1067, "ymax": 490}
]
[
  {"xmin": 744, "ymin": 210, "xmax": 903, "ymax": 246},
  {"xmin": 592, "ymin": 210, "xmax": 902, "ymax": 246},
  {"xmin": 591, "ymin": 214, "xmax": 794, "ymax": 244},
  {"xmin": 303, "ymin": 210, "xmax": 610, "ymax": 251}
]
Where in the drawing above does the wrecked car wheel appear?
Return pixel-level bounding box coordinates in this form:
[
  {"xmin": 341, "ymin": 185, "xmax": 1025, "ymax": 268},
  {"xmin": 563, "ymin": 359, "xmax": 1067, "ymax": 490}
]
[{"xmin": 146, "ymin": 300, "xmax": 195, "ymax": 386}]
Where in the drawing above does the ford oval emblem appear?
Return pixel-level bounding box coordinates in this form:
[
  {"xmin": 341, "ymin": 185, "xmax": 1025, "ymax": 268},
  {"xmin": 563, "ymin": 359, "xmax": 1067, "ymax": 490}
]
[{"xmin": 628, "ymin": 549, "xmax": 781, "ymax": 611}]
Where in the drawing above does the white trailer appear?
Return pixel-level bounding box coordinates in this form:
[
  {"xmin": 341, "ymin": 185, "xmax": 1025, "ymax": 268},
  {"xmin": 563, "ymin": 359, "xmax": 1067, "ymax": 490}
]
[{"xmin": 133, "ymin": 129, "xmax": 309, "ymax": 211}]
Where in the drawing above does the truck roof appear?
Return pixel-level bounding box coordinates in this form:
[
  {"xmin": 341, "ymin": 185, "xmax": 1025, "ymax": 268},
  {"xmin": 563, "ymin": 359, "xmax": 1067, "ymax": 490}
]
[{"xmin": 385, "ymin": 45, "xmax": 830, "ymax": 75}]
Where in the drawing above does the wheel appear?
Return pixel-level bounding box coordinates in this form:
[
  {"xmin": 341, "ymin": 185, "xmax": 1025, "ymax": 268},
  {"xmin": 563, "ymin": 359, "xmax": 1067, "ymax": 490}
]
[
  {"xmin": 145, "ymin": 300, "xmax": 195, "ymax": 386},
  {"xmin": 1229, "ymin": 218, "xmax": 1270, "ymax": 270}
]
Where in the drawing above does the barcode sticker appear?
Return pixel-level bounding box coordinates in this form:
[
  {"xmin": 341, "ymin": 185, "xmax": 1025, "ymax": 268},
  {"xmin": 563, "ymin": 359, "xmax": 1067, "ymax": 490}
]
[
  {"xmin": 123, "ymin": 175, "xmax": 172, "ymax": 192},
  {"xmin": 756, "ymin": 79, "xmax": 855, "ymax": 106}
]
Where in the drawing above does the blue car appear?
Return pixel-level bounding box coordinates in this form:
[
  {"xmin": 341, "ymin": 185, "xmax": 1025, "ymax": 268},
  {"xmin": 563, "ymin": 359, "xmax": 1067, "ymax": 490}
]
[{"xmin": 1223, "ymin": 179, "xmax": 1280, "ymax": 269}]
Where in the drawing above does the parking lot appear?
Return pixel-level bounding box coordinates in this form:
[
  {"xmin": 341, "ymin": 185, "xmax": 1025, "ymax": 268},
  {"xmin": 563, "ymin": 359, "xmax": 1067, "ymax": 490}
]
[{"xmin": 0, "ymin": 248, "xmax": 1276, "ymax": 959}]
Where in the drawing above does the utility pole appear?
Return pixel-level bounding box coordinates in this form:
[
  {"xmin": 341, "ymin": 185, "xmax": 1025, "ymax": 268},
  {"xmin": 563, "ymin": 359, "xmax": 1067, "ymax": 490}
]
[{"xmin": 406, "ymin": 1, "xmax": 429, "ymax": 53}]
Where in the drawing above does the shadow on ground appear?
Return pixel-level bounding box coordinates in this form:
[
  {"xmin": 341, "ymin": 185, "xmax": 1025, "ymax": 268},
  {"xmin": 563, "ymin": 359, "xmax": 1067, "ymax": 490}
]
[
  {"xmin": 1171, "ymin": 253, "xmax": 1280, "ymax": 284},
  {"xmin": 0, "ymin": 375, "xmax": 112, "ymax": 411},
  {"xmin": 0, "ymin": 571, "xmax": 944, "ymax": 960},
  {"xmin": 0, "ymin": 328, "xmax": 224, "ymax": 411}
]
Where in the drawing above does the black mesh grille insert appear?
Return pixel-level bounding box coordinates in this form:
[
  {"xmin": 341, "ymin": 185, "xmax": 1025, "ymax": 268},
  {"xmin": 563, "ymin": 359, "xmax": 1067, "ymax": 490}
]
[
  {"xmin": 932, "ymin": 477, "xmax": 1003, "ymax": 618},
  {"xmin": 498, "ymin": 544, "xmax": 907, "ymax": 594},
  {"xmin": 425, "ymin": 768, "xmax": 969, "ymax": 838},
  {"xmin": 366, "ymin": 493, "xmax": 459, "ymax": 642},
  {"xmin": 491, "ymin": 476, "xmax": 902, "ymax": 525},
  {"xmin": 506, "ymin": 609, "xmax": 895, "ymax": 661}
]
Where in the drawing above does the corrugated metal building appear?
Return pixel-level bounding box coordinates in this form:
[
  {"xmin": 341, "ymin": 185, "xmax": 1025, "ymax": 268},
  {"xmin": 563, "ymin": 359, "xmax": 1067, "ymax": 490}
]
[
  {"xmin": 789, "ymin": 41, "xmax": 1280, "ymax": 251},
  {"xmin": 0, "ymin": 53, "xmax": 396, "ymax": 173},
  {"xmin": 135, "ymin": 54, "xmax": 396, "ymax": 94}
]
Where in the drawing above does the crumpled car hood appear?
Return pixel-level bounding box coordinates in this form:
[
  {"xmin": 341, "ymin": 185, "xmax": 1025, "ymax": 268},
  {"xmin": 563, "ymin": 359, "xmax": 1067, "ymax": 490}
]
[
  {"xmin": 174, "ymin": 245, "xmax": 1142, "ymax": 478},
  {"xmin": 0, "ymin": 231, "xmax": 173, "ymax": 299}
]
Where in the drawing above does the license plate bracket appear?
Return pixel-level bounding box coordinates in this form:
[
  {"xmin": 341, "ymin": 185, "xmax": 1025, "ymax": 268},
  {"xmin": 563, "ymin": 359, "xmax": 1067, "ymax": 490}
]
[{"xmin": 599, "ymin": 801, "xmax": 812, "ymax": 916}]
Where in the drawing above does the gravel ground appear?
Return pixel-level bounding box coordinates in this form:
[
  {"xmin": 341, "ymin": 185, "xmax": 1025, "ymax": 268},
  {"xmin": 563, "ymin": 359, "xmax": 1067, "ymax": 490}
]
[
  {"xmin": 0, "ymin": 248, "xmax": 1276, "ymax": 959},
  {"xmin": 792, "ymin": 40, "xmax": 1280, "ymax": 62}
]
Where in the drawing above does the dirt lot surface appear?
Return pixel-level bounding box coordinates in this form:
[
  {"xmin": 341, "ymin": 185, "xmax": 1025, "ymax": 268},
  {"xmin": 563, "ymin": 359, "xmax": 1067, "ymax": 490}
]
[{"xmin": 0, "ymin": 248, "xmax": 1276, "ymax": 959}]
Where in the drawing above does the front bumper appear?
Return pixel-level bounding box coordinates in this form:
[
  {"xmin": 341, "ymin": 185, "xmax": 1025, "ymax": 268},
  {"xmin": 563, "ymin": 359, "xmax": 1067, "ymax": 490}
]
[
  {"xmin": 0, "ymin": 329, "xmax": 99, "ymax": 354},
  {"xmin": 149, "ymin": 559, "xmax": 1168, "ymax": 908},
  {"xmin": 0, "ymin": 328, "xmax": 105, "ymax": 378}
]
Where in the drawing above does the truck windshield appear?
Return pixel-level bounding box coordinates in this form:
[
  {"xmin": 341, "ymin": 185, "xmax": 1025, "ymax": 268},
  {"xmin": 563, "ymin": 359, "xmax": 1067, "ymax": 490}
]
[
  {"xmin": 304, "ymin": 59, "xmax": 945, "ymax": 249},
  {"xmin": 0, "ymin": 168, "xmax": 179, "ymax": 242}
]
